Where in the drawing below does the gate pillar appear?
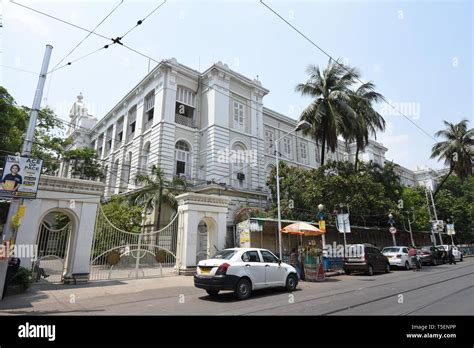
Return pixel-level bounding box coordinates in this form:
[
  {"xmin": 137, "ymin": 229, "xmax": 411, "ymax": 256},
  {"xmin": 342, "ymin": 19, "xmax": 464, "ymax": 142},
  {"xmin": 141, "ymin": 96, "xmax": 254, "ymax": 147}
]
[{"xmin": 175, "ymin": 193, "xmax": 229, "ymax": 274}]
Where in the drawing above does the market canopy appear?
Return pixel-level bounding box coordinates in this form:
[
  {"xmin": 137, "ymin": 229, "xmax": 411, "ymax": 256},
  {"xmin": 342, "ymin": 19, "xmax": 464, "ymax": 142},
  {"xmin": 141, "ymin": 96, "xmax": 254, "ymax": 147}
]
[{"xmin": 281, "ymin": 222, "xmax": 325, "ymax": 236}]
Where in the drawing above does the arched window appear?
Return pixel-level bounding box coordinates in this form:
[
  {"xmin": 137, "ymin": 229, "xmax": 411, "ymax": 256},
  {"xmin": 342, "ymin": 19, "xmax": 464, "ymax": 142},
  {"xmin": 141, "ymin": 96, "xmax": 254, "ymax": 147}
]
[
  {"xmin": 111, "ymin": 159, "xmax": 119, "ymax": 193},
  {"xmin": 141, "ymin": 142, "xmax": 151, "ymax": 170},
  {"xmin": 232, "ymin": 143, "xmax": 247, "ymax": 189},
  {"xmin": 121, "ymin": 152, "xmax": 132, "ymax": 191},
  {"xmin": 175, "ymin": 141, "xmax": 191, "ymax": 177}
]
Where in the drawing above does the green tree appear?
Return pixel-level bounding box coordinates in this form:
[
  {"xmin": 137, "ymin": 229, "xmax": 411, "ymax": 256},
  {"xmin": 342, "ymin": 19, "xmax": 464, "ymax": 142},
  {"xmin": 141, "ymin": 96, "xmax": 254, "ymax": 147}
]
[
  {"xmin": 431, "ymin": 119, "xmax": 473, "ymax": 195},
  {"xmin": 0, "ymin": 86, "xmax": 71, "ymax": 173},
  {"xmin": 347, "ymin": 82, "xmax": 386, "ymax": 171},
  {"xmin": 296, "ymin": 59, "xmax": 359, "ymax": 165},
  {"xmin": 129, "ymin": 165, "xmax": 186, "ymax": 230},
  {"xmin": 62, "ymin": 147, "xmax": 103, "ymax": 180}
]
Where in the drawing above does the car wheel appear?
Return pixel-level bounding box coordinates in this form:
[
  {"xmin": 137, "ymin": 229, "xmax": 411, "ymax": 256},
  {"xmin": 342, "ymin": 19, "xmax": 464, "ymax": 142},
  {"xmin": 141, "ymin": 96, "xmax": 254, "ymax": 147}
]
[
  {"xmin": 385, "ymin": 263, "xmax": 391, "ymax": 273},
  {"xmin": 206, "ymin": 290, "xmax": 219, "ymax": 297},
  {"xmin": 234, "ymin": 278, "xmax": 251, "ymax": 300},
  {"xmin": 404, "ymin": 261, "xmax": 410, "ymax": 270},
  {"xmin": 344, "ymin": 269, "xmax": 351, "ymax": 275},
  {"xmin": 367, "ymin": 264, "xmax": 374, "ymax": 276},
  {"xmin": 286, "ymin": 274, "xmax": 298, "ymax": 292}
]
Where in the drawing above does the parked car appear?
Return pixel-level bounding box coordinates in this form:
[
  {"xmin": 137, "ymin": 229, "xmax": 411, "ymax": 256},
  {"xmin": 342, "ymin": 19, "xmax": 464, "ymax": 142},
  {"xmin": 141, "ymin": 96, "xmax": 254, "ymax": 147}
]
[
  {"xmin": 419, "ymin": 246, "xmax": 445, "ymax": 265},
  {"xmin": 437, "ymin": 245, "xmax": 464, "ymax": 262},
  {"xmin": 435, "ymin": 246, "xmax": 448, "ymax": 264},
  {"xmin": 194, "ymin": 248, "xmax": 298, "ymax": 300},
  {"xmin": 381, "ymin": 246, "xmax": 413, "ymax": 270},
  {"xmin": 343, "ymin": 244, "xmax": 391, "ymax": 276}
]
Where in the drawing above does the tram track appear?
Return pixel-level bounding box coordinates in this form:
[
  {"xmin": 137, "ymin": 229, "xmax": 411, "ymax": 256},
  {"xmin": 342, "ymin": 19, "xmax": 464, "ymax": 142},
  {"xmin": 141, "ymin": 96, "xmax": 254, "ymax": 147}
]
[{"xmin": 241, "ymin": 263, "xmax": 474, "ymax": 315}]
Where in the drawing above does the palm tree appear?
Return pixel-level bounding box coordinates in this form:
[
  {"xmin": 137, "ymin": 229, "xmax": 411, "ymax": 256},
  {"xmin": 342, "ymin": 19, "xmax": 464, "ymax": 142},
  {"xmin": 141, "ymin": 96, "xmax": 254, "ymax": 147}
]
[
  {"xmin": 431, "ymin": 119, "xmax": 474, "ymax": 194},
  {"xmin": 347, "ymin": 81, "xmax": 386, "ymax": 171},
  {"xmin": 129, "ymin": 165, "xmax": 187, "ymax": 232},
  {"xmin": 296, "ymin": 58, "xmax": 360, "ymax": 166}
]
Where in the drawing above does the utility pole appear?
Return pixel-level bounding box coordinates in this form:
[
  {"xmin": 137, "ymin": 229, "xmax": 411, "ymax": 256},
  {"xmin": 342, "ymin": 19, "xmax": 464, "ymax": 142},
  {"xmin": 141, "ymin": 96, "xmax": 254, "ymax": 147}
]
[
  {"xmin": 424, "ymin": 186, "xmax": 437, "ymax": 245},
  {"xmin": 428, "ymin": 187, "xmax": 443, "ymax": 245},
  {"xmin": 1, "ymin": 44, "xmax": 53, "ymax": 300}
]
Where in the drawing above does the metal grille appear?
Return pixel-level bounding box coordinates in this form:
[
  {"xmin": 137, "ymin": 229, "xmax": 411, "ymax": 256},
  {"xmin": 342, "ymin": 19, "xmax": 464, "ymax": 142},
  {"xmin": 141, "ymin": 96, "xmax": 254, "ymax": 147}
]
[
  {"xmin": 89, "ymin": 204, "xmax": 179, "ymax": 280},
  {"xmin": 33, "ymin": 222, "xmax": 71, "ymax": 283}
]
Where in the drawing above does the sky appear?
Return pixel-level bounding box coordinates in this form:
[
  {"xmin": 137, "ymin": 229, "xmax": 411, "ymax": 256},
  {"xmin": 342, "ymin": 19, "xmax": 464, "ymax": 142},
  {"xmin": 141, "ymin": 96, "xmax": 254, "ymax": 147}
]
[{"xmin": 1, "ymin": 0, "xmax": 472, "ymax": 171}]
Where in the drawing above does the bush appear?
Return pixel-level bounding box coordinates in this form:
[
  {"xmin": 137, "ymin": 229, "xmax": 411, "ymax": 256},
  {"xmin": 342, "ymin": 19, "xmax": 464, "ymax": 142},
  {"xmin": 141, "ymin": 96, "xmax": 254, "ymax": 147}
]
[{"xmin": 10, "ymin": 267, "xmax": 33, "ymax": 289}]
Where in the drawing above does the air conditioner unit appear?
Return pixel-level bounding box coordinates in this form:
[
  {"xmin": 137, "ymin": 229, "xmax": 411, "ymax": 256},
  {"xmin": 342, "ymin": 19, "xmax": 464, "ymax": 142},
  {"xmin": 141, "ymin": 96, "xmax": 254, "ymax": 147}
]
[{"xmin": 237, "ymin": 172, "xmax": 245, "ymax": 181}]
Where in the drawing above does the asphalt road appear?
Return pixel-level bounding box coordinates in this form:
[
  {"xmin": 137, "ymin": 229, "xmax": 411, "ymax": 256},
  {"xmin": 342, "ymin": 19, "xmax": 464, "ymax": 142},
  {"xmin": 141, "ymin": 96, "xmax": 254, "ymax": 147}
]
[{"xmin": 1, "ymin": 257, "xmax": 473, "ymax": 315}]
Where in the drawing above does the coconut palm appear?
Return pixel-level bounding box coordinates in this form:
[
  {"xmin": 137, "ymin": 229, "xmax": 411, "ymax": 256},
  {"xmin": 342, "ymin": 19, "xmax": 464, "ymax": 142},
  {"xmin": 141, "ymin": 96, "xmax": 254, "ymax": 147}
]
[
  {"xmin": 347, "ymin": 81, "xmax": 386, "ymax": 171},
  {"xmin": 296, "ymin": 58, "xmax": 360, "ymax": 166},
  {"xmin": 130, "ymin": 165, "xmax": 187, "ymax": 231},
  {"xmin": 431, "ymin": 119, "xmax": 474, "ymax": 194}
]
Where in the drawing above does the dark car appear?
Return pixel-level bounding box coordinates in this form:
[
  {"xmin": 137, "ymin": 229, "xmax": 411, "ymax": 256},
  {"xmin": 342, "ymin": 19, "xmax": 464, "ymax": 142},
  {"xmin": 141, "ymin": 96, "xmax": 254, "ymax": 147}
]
[
  {"xmin": 434, "ymin": 246, "xmax": 448, "ymax": 264},
  {"xmin": 419, "ymin": 246, "xmax": 445, "ymax": 265},
  {"xmin": 343, "ymin": 244, "xmax": 391, "ymax": 276}
]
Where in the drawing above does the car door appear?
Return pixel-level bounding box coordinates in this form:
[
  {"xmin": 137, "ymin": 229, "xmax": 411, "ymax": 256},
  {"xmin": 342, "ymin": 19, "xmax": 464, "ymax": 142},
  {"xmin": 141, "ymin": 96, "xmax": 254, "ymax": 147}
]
[
  {"xmin": 240, "ymin": 251, "xmax": 266, "ymax": 289},
  {"xmin": 259, "ymin": 250, "xmax": 286, "ymax": 287},
  {"xmin": 402, "ymin": 247, "xmax": 409, "ymax": 266}
]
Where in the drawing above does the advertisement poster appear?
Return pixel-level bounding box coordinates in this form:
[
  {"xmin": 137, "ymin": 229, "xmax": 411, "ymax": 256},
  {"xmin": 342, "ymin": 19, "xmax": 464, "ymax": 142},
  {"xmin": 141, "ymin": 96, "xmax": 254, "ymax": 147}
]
[
  {"xmin": 336, "ymin": 213, "xmax": 351, "ymax": 233},
  {"xmin": 236, "ymin": 219, "xmax": 250, "ymax": 248},
  {"xmin": 0, "ymin": 155, "xmax": 43, "ymax": 199}
]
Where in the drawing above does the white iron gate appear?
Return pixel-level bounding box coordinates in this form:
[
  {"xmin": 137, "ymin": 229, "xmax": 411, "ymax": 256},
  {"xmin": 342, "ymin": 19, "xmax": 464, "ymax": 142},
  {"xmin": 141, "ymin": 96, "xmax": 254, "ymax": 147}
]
[
  {"xmin": 33, "ymin": 222, "xmax": 71, "ymax": 283},
  {"xmin": 89, "ymin": 205, "xmax": 178, "ymax": 280}
]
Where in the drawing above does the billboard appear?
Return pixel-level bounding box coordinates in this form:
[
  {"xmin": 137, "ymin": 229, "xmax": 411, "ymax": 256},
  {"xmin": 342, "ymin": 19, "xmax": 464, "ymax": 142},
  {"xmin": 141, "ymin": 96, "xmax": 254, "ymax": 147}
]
[
  {"xmin": 236, "ymin": 219, "xmax": 250, "ymax": 248},
  {"xmin": 0, "ymin": 155, "xmax": 43, "ymax": 199}
]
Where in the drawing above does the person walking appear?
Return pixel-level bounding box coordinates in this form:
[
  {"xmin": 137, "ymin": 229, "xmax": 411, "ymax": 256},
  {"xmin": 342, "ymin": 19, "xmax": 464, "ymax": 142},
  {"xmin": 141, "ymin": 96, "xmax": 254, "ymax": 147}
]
[
  {"xmin": 408, "ymin": 245, "xmax": 418, "ymax": 272},
  {"xmin": 448, "ymin": 246, "xmax": 456, "ymax": 265}
]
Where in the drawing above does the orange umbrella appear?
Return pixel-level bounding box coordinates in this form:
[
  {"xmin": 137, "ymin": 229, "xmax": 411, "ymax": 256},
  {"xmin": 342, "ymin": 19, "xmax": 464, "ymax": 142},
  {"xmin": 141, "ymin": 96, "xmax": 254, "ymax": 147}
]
[{"xmin": 281, "ymin": 222, "xmax": 325, "ymax": 236}]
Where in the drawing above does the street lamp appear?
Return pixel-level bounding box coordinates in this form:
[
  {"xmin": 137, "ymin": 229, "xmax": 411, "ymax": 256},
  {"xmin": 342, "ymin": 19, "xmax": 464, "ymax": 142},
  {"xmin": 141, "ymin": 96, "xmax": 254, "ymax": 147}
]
[
  {"xmin": 388, "ymin": 212, "xmax": 397, "ymax": 246},
  {"xmin": 275, "ymin": 120, "xmax": 311, "ymax": 259}
]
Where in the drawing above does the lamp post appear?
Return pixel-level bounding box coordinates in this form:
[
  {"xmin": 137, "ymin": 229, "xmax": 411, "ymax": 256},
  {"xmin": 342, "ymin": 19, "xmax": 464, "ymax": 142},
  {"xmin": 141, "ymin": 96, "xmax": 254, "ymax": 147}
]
[
  {"xmin": 275, "ymin": 120, "xmax": 311, "ymax": 259},
  {"xmin": 388, "ymin": 212, "xmax": 397, "ymax": 246},
  {"xmin": 318, "ymin": 204, "xmax": 326, "ymax": 248}
]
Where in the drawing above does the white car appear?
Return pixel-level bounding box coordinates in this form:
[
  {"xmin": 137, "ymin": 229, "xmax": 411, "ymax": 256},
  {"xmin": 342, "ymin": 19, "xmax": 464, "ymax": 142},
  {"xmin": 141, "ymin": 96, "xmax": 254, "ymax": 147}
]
[
  {"xmin": 437, "ymin": 245, "xmax": 463, "ymax": 262},
  {"xmin": 382, "ymin": 246, "xmax": 414, "ymax": 270},
  {"xmin": 194, "ymin": 248, "xmax": 298, "ymax": 300}
]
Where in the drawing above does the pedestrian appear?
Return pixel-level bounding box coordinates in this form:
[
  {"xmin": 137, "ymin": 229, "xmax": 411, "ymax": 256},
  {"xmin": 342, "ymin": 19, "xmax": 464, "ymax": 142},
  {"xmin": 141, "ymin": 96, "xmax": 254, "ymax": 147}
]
[
  {"xmin": 290, "ymin": 248, "xmax": 301, "ymax": 280},
  {"xmin": 408, "ymin": 245, "xmax": 418, "ymax": 271},
  {"xmin": 448, "ymin": 246, "xmax": 456, "ymax": 265}
]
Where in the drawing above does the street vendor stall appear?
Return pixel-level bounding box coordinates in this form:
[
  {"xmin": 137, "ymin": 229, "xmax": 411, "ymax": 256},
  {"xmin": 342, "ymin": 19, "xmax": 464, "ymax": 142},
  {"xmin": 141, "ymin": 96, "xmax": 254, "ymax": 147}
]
[{"xmin": 281, "ymin": 222, "xmax": 326, "ymax": 282}]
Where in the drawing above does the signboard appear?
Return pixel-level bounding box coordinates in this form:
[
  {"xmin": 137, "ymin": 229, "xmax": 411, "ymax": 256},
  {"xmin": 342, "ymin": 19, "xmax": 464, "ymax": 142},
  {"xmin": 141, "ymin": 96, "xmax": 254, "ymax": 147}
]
[
  {"xmin": 0, "ymin": 155, "xmax": 43, "ymax": 199},
  {"xmin": 389, "ymin": 226, "xmax": 397, "ymax": 234},
  {"xmin": 319, "ymin": 220, "xmax": 326, "ymax": 232},
  {"xmin": 236, "ymin": 219, "xmax": 250, "ymax": 248},
  {"xmin": 446, "ymin": 224, "xmax": 455, "ymax": 236},
  {"xmin": 432, "ymin": 220, "xmax": 444, "ymax": 233},
  {"xmin": 336, "ymin": 213, "xmax": 351, "ymax": 233},
  {"xmin": 249, "ymin": 219, "xmax": 263, "ymax": 232}
]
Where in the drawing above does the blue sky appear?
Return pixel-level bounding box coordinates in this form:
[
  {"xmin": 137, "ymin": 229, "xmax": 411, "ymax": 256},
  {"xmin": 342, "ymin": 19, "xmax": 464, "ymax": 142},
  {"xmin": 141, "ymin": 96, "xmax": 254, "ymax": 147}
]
[{"xmin": 1, "ymin": 0, "xmax": 472, "ymax": 170}]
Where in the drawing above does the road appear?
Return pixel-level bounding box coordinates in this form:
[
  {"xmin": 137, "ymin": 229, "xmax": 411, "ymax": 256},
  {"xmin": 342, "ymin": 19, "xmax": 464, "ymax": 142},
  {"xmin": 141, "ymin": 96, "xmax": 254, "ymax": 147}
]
[{"xmin": 1, "ymin": 257, "xmax": 473, "ymax": 315}]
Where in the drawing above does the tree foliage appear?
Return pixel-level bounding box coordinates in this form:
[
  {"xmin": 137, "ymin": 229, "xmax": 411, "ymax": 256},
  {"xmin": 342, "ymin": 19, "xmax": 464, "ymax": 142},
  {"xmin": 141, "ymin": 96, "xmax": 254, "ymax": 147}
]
[{"xmin": 0, "ymin": 86, "xmax": 72, "ymax": 174}]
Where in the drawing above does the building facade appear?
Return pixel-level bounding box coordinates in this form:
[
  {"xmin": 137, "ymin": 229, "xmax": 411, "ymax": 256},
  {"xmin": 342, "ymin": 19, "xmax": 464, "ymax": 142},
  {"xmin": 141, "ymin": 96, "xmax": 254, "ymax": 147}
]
[{"xmin": 63, "ymin": 58, "xmax": 446, "ymax": 235}]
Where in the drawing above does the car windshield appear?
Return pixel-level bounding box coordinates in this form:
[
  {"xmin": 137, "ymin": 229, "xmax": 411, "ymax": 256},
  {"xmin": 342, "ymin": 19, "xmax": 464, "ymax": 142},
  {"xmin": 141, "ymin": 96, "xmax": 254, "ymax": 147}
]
[
  {"xmin": 211, "ymin": 250, "xmax": 237, "ymax": 260},
  {"xmin": 382, "ymin": 247, "xmax": 400, "ymax": 253}
]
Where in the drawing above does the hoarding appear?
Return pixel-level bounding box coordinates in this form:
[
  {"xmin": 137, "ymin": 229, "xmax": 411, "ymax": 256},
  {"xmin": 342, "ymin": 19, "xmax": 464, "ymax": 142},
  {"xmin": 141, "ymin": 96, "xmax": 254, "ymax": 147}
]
[{"xmin": 0, "ymin": 155, "xmax": 43, "ymax": 199}]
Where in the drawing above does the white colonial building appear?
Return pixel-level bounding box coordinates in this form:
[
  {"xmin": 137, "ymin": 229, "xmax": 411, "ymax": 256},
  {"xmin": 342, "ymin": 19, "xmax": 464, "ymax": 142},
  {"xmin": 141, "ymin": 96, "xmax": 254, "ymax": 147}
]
[{"xmin": 62, "ymin": 58, "xmax": 444, "ymax": 238}]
